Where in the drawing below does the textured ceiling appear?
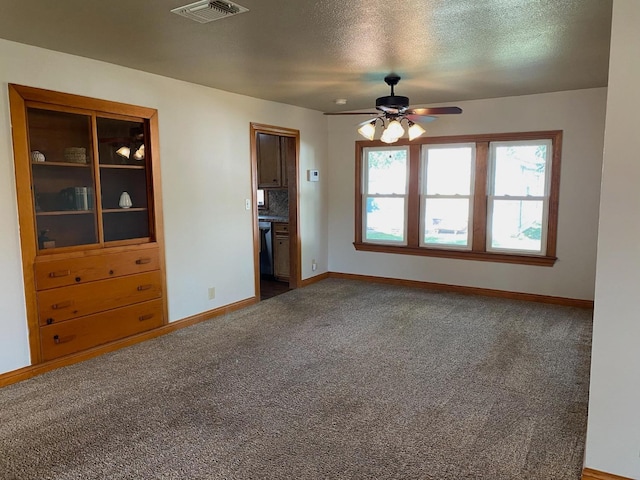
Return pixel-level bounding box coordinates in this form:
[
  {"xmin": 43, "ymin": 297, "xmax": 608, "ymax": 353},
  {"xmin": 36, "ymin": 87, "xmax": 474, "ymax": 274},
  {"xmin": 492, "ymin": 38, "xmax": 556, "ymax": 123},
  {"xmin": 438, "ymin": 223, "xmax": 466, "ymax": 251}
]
[{"xmin": 0, "ymin": 0, "xmax": 612, "ymax": 112}]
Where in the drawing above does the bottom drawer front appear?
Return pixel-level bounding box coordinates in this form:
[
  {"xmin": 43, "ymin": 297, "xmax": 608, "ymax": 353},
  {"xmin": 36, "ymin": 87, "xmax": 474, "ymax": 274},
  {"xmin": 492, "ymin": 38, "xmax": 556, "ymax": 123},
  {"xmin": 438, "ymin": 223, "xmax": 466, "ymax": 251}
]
[{"xmin": 40, "ymin": 299, "xmax": 164, "ymax": 361}]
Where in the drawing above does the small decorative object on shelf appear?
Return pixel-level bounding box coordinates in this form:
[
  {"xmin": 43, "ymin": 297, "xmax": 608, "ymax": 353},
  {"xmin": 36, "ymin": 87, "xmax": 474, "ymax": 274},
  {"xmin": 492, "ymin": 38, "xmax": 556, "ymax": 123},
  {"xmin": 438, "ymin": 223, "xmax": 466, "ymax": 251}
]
[
  {"xmin": 119, "ymin": 191, "xmax": 132, "ymax": 208},
  {"xmin": 63, "ymin": 147, "xmax": 87, "ymax": 164},
  {"xmin": 38, "ymin": 229, "xmax": 55, "ymax": 249},
  {"xmin": 31, "ymin": 150, "xmax": 45, "ymax": 162}
]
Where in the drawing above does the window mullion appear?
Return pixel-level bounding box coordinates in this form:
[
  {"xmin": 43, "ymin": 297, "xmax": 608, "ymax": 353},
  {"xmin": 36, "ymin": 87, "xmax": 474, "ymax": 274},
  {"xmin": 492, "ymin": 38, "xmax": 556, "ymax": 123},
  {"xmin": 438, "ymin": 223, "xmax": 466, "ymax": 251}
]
[
  {"xmin": 472, "ymin": 141, "xmax": 488, "ymax": 252},
  {"xmin": 406, "ymin": 144, "xmax": 421, "ymax": 247}
]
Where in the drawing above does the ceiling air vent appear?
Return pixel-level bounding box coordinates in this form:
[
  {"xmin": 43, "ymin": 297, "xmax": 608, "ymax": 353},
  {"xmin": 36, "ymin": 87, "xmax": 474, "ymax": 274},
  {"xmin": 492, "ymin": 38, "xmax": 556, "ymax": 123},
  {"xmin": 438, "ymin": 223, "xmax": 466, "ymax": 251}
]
[{"xmin": 171, "ymin": 0, "xmax": 249, "ymax": 24}]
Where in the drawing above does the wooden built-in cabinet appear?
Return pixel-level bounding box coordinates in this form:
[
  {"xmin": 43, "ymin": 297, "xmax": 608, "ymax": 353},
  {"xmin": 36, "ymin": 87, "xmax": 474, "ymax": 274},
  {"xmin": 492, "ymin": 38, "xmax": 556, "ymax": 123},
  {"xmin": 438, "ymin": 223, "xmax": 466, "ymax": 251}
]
[
  {"xmin": 273, "ymin": 222, "xmax": 290, "ymax": 281},
  {"xmin": 9, "ymin": 84, "xmax": 167, "ymax": 364},
  {"xmin": 257, "ymin": 133, "xmax": 295, "ymax": 189}
]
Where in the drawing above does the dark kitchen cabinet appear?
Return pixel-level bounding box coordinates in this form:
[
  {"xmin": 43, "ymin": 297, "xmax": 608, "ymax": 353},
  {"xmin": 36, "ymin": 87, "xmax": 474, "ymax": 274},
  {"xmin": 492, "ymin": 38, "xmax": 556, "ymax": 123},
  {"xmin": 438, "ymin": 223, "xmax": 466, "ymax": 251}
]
[
  {"xmin": 257, "ymin": 133, "xmax": 294, "ymax": 189},
  {"xmin": 273, "ymin": 222, "xmax": 290, "ymax": 281}
]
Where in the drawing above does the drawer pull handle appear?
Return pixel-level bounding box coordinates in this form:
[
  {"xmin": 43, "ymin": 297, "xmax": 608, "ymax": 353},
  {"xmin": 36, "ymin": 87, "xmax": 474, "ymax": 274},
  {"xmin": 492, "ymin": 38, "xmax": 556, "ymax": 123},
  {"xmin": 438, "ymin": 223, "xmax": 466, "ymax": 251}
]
[
  {"xmin": 135, "ymin": 258, "xmax": 151, "ymax": 265},
  {"xmin": 48, "ymin": 270, "xmax": 70, "ymax": 278},
  {"xmin": 75, "ymin": 276, "xmax": 81, "ymax": 283},
  {"xmin": 53, "ymin": 334, "xmax": 75, "ymax": 345},
  {"xmin": 137, "ymin": 284, "xmax": 153, "ymax": 291},
  {"xmin": 138, "ymin": 313, "xmax": 154, "ymax": 321},
  {"xmin": 46, "ymin": 318, "xmax": 54, "ymax": 325},
  {"xmin": 109, "ymin": 270, "xmax": 114, "ymax": 275},
  {"xmin": 52, "ymin": 300, "xmax": 72, "ymax": 310}
]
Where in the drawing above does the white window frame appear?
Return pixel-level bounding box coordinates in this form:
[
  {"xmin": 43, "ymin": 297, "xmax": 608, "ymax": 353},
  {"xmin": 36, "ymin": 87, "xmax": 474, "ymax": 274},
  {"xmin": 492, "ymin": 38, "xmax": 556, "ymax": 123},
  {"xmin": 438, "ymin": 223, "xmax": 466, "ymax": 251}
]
[
  {"xmin": 419, "ymin": 143, "xmax": 476, "ymax": 250},
  {"xmin": 362, "ymin": 146, "xmax": 410, "ymax": 246},
  {"xmin": 486, "ymin": 139, "xmax": 552, "ymax": 255}
]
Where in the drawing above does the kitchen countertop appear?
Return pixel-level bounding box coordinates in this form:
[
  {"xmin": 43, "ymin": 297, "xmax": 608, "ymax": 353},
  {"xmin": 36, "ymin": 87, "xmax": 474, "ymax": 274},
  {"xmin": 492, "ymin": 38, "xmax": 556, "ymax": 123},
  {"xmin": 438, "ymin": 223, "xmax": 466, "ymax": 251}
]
[{"xmin": 258, "ymin": 215, "xmax": 288, "ymax": 223}]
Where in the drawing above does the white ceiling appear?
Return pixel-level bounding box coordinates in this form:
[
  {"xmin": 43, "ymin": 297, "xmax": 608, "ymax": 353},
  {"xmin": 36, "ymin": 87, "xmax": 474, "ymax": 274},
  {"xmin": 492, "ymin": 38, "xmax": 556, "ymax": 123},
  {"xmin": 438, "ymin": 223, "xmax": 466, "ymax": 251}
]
[{"xmin": 0, "ymin": 0, "xmax": 612, "ymax": 113}]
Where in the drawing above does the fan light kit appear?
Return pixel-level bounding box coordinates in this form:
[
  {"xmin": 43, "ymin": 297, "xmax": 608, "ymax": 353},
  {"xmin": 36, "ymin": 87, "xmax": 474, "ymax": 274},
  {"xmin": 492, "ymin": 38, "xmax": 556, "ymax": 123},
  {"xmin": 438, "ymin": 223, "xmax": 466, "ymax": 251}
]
[{"xmin": 325, "ymin": 74, "xmax": 462, "ymax": 143}]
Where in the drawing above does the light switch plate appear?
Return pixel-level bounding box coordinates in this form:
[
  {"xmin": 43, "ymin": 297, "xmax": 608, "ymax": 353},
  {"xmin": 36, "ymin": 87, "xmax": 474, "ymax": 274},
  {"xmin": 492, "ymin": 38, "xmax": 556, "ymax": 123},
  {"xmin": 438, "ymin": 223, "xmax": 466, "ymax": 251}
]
[{"xmin": 308, "ymin": 169, "xmax": 319, "ymax": 182}]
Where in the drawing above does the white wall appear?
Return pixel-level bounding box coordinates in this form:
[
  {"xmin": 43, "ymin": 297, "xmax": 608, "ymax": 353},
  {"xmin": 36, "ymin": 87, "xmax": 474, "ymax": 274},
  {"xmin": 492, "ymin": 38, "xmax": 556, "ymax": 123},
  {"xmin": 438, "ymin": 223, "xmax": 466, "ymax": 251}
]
[
  {"xmin": 0, "ymin": 38, "xmax": 328, "ymax": 375},
  {"xmin": 327, "ymin": 88, "xmax": 606, "ymax": 301},
  {"xmin": 585, "ymin": 1, "xmax": 640, "ymax": 478}
]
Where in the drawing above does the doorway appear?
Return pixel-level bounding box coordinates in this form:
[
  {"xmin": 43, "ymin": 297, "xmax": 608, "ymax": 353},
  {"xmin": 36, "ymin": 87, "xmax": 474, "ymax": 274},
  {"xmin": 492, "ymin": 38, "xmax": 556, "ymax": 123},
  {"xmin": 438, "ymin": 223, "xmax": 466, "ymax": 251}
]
[{"xmin": 250, "ymin": 123, "xmax": 300, "ymax": 301}]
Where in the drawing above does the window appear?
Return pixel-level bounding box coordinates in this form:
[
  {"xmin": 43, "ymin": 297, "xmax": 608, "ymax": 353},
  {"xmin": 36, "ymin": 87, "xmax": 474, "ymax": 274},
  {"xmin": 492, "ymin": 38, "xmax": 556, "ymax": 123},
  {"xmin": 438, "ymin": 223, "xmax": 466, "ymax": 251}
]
[
  {"xmin": 421, "ymin": 144, "xmax": 475, "ymax": 249},
  {"xmin": 487, "ymin": 140, "xmax": 551, "ymax": 254},
  {"xmin": 362, "ymin": 146, "xmax": 409, "ymax": 245},
  {"xmin": 354, "ymin": 131, "xmax": 561, "ymax": 266}
]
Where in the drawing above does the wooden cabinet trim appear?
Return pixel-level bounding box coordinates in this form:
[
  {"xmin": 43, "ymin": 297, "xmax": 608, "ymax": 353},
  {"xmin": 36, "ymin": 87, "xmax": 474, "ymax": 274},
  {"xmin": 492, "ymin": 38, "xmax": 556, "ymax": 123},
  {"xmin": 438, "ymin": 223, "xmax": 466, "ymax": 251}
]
[{"xmin": 12, "ymin": 84, "xmax": 157, "ymax": 119}]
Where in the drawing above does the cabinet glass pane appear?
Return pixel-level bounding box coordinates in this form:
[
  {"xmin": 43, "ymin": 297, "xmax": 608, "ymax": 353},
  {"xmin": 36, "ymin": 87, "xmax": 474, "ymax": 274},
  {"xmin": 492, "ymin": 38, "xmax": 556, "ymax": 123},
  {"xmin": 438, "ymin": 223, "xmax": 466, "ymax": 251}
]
[
  {"xmin": 97, "ymin": 117, "xmax": 146, "ymax": 166},
  {"xmin": 27, "ymin": 108, "xmax": 98, "ymax": 250},
  {"xmin": 96, "ymin": 117, "xmax": 152, "ymax": 243}
]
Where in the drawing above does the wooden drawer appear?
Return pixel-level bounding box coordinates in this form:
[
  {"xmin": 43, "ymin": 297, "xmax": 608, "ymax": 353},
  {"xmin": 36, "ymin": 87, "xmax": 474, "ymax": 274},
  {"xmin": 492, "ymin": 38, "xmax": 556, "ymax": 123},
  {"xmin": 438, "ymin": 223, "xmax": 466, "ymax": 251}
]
[
  {"xmin": 37, "ymin": 270, "xmax": 162, "ymax": 325},
  {"xmin": 40, "ymin": 299, "xmax": 164, "ymax": 361},
  {"xmin": 273, "ymin": 222, "xmax": 289, "ymax": 236},
  {"xmin": 34, "ymin": 248, "xmax": 160, "ymax": 290}
]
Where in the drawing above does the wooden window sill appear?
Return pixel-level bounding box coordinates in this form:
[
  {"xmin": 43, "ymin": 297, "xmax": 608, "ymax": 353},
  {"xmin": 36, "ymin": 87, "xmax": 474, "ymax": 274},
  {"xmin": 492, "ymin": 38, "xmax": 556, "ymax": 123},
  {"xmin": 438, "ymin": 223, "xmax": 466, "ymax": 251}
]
[{"xmin": 353, "ymin": 242, "xmax": 557, "ymax": 266}]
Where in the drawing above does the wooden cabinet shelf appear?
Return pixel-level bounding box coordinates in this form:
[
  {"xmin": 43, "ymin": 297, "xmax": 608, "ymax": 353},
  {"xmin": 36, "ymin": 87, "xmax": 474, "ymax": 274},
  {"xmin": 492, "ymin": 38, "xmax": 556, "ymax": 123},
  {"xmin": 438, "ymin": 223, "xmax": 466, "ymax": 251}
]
[
  {"xmin": 100, "ymin": 164, "xmax": 146, "ymax": 170},
  {"xmin": 36, "ymin": 210, "xmax": 94, "ymax": 216},
  {"xmin": 32, "ymin": 161, "xmax": 91, "ymax": 168},
  {"xmin": 102, "ymin": 207, "xmax": 148, "ymax": 213},
  {"xmin": 9, "ymin": 83, "xmax": 167, "ymax": 365}
]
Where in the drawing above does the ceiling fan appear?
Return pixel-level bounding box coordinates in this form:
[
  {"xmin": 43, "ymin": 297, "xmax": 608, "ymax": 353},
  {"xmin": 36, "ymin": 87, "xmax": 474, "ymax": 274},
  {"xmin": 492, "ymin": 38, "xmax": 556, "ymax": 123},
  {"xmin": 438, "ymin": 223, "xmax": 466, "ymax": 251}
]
[{"xmin": 324, "ymin": 74, "xmax": 462, "ymax": 143}]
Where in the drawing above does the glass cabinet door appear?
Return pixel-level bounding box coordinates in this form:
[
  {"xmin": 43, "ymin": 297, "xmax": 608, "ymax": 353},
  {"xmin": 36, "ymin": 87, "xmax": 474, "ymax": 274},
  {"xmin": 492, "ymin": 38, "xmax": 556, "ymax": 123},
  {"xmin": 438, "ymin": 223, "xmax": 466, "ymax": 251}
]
[
  {"xmin": 96, "ymin": 116, "xmax": 152, "ymax": 243},
  {"xmin": 28, "ymin": 108, "xmax": 98, "ymax": 250}
]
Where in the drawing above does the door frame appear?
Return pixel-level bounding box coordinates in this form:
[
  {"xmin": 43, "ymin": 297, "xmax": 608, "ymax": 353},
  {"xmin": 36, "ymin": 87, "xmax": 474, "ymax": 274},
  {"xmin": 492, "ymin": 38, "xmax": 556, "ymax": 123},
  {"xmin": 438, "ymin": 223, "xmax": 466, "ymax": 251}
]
[{"xmin": 250, "ymin": 123, "xmax": 301, "ymax": 299}]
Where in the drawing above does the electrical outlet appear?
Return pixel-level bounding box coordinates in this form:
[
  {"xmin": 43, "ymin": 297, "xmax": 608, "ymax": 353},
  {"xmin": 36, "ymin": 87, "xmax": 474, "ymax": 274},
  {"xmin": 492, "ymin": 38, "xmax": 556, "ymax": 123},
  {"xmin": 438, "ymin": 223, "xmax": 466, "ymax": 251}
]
[
  {"xmin": 208, "ymin": 287, "xmax": 215, "ymax": 300},
  {"xmin": 245, "ymin": 199, "xmax": 251, "ymax": 210},
  {"xmin": 312, "ymin": 259, "xmax": 317, "ymax": 271}
]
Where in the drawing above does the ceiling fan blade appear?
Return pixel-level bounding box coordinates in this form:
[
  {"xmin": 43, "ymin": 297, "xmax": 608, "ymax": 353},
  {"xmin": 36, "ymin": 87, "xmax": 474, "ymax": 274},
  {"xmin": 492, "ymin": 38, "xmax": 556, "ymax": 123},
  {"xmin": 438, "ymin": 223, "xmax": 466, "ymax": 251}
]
[
  {"xmin": 376, "ymin": 105, "xmax": 400, "ymax": 115},
  {"xmin": 405, "ymin": 107, "xmax": 462, "ymax": 115},
  {"xmin": 323, "ymin": 112, "xmax": 380, "ymax": 115},
  {"xmin": 405, "ymin": 115, "xmax": 438, "ymax": 123}
]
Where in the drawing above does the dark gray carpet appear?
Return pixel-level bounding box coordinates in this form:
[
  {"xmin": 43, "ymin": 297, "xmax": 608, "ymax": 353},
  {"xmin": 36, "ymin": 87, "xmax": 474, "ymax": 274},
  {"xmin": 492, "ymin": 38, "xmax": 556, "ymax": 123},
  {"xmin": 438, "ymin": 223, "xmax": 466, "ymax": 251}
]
[{"xmin": 0, "ymin": 278, "xmax": 592, "ymax": 480}]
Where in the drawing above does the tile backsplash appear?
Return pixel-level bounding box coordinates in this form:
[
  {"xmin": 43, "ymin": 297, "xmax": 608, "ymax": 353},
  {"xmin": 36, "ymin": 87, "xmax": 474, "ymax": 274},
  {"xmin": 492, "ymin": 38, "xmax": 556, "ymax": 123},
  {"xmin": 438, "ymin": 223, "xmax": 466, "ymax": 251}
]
[{"xmin": 262, "ymin": 189, "xmax": 288, "ymax": 218}]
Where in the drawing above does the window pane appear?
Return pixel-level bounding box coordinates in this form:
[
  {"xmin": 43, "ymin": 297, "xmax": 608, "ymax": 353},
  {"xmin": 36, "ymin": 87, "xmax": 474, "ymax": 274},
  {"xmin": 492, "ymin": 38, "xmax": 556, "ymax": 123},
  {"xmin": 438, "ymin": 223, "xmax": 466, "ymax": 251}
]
[
  {"xmin": 490, "ymin": 200, "xmax": 543, "ymax": 251},
  {"xmin": 425, "ymin": 147, "xmax": 473, "ymax": 195},
  {"xmin": 423, "ymin": 198, "xmax": 469, "ymax": 247},
  {"xmin": 365, "ymin": 197, "xmax": 405, "ymax": 243},
  {"xmin": 366, "ymin": 149, "xmax": 407, "ymax": 194},
  {"xmin": 493, "ymin": 144, "xmax": 547, "ymax": 196}
]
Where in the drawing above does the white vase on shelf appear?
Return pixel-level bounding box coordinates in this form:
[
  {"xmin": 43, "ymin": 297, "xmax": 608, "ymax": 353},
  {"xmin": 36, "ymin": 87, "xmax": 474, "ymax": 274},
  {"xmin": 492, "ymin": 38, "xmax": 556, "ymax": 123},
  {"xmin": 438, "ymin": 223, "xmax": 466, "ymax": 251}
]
[
  {"xmin": 119, "ymin": 191, "xmax": 132, "ymax": 209},
  {"xmin": 31, "ymin": 150, "xmax": 45, "ymax": 162}
]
